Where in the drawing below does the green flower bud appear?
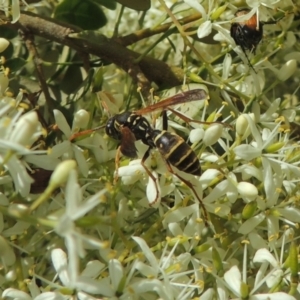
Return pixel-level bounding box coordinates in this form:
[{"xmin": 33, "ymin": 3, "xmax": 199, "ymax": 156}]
[
  {"xmin": 265, "ymin": 142, "xmax": 285, "ymax": 153},
  {"xmin": 240, "ymin": 281, "xmax": 249, "ymax": 298},
  {"xmin": 242, "ymin": 201, "xmax": 257, "ymax": 219},
  {"xmin": 212, "ymin": 247, "xmax": 223, "ymax": 272},
  {"xmin": 288, "ymin": 241, "xmax": 298, "ymax": 277},
  {"xmin": 49, "ymin": 160, "xmax": 77, "ymax": 189}
]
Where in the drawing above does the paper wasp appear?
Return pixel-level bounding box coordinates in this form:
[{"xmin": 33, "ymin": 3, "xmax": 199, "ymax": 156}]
[{"xmin": 71, "ymin": 89, "xmax": 227, "ymax": 225}]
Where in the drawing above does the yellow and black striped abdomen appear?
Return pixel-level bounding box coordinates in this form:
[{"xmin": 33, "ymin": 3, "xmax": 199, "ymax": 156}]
[{"xmin": 153, "ymin": 130, "xmax": 201, "ymax": 176}]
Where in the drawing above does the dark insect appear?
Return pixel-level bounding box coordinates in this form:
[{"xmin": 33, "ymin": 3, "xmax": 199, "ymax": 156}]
[
  {"xmin": 70, "ymin": 89, "xmax": 229, "ymax": 226},
  {"xmin": 230, "ymin": 9, "xmax": 263, "ymax": 54},
  {"xmin": 28, "ymin": 168, "xmax": 53, "ymax": 194},
  {"xmin": 230, "ymin": 9, "xmax": 279, "ymax": 70},
  {"xmin": 105, "ymin": 89, "xmax": 208, "ymax": 223}
]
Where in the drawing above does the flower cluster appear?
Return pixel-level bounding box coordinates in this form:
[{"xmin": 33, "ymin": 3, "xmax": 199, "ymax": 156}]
[{"xmin": 1, "ymin": 0, "xmax": 300, "ymax": 299}]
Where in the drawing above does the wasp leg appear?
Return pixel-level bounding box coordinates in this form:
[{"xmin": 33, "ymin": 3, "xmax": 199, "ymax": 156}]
[
  {"xmin": 141, "ymin": 147, "xmax": 160, "ymax": 205},
  {"xmin": 113, "ymin": 146, "xmax": 122, "ymax": 185},
  {"xmin": 162, "ymin": 110, "xmax": 168, "ymax": 131},
  {"xmin": 165, "ymin": 160, "xmax": 209, "ymax": 226},
  {"xmin": 241, "ymin": 48, "xmax": 257, "ymax": 74}
]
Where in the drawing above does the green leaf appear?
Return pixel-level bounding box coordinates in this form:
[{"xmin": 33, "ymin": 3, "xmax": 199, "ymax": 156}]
[
  {"xmin": 60, "ymin": 62, "xmax": 83, "ymax": 95},
  {"xmin": 54, "ymin": 0, "xmax": 107, "ymax": 30},
  {"xmin": 116, "ymin": 0, "xmax": 150, "ymax": 11},
  {"xmin": 92, "ymin": 0, "xmax": 117, "ymax": 10},
  {"xmin": 0, "ymin": 26, "xmax": 18, "ymax": 39},
  {"xmin": 5, "ymin": 57, "xmax": 26, "ymax": 72}
]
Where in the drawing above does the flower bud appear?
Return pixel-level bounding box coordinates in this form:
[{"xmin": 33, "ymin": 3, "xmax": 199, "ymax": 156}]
[
  {"xmin": 189, "ymin": 128, "xmax": 204, "ymax": 143},
  {"xmin": 9, "ymin": 111, "xmax": 39, "ymax": 147},
  {"xmin": 265, "ymin": 142, "xmax": 285, "ymax": 153},
  {"xmin": 288, "ymin": 241, "xmax": 298, "ymax": 277},
  {"xmin": 242, "ymin": 201, "xmax": 257, "ymax": 219},
  {"xmin": 72, "ymin": 109, "xmax": 90, "ymax": 130},
  {"xmin": 49, "ymin": 160, "xmax": 77, "ymax": 189},
  {"xmin": 212, "ymin": 247, "xmax": 223, "ymax": 272},
  {"xmin": 240, "ymin": 281, "xmax": 249, "ymax": 298},
  {"xmin": 0, "ymin": 38, "xmax": 9, "ymax": 53},
  {"xmin": 237, "ymin": 182, "xmax": 258, "ymax": 200},
  {"xmin": 5, "ymin": 270, "xmax": 16, "ymax": 281},
  {"xmin": 278, "ymin": 60, "xmax": 297, "ymax": 81},
  {"xmin": 203, "ymin": 124, "xmax": 223, "ymax": 146},
  {"xmin": 236, "ymin": 113, "xmax": 255, "ymax": 140},
  {"xmin": 211, "ymin": 4, "xmax": 227, "ymax": 20},
  {"xmin": 193, "ymin": 243, "xmax": 211, "ymax": 253}
]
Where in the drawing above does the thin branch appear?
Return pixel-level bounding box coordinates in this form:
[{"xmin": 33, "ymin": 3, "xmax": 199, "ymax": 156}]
[
  {"xmin": 118, "ymin": 12, "xmax": 202, "ymax": 46},
  {"xmin": 18, "ymin": 28, "xmax": 54, "ymax": 113},
  {"xmin": 1, "ymin": 11, "xmax": 183, "ymax": 94}
]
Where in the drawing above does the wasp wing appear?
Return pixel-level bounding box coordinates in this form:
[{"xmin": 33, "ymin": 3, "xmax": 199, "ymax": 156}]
[
  {"xmin": 135, "ymin": 89, "xmax": 207, "ymax": 114},
  {"xmin": 120, "ymin": 126, "xmax": 138, "ymax": 158}
]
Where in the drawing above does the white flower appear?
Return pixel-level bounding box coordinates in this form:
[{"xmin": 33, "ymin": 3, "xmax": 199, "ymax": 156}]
[
  {"xmin": 51, "ymin": 110, "xmax": 90, "ymax": 176},
  {"xmin": 222, "ymin": 244, "xmax": 296, "ymax": 300}
]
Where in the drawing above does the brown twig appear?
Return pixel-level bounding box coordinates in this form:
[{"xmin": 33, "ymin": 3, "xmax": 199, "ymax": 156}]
[
  {"xmin": 1, "ymin": 11, "xmax": 184, "ymax": 96},
  {"xmin": 18, "ymin": 28, "xmax": 55, "ymax": 114},
  {"xmin": 118, "ymin": 13, "xmax": 202, "ymax": 46}
]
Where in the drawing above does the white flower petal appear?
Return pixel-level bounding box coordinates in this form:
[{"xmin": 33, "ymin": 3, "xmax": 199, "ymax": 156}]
[
  {"xmin": 132, "ymin": 236, "xmax": 159, "ymax": 270},
  {"xmin": 164, "ymin": 204, "xmax": 197, "ymax": 223},
  {"xmin": 265, "ymin": 269, "xmax": 283, "ymax": 288},
  {"xmin": 84, "ymin": 277, "xmax": 114, "ymax": 297},
  {"xmin": 277, "ymin": 207, "xmax": 300, "ymax": 222},
  {"xmin": 134, "ymin": 261, "xmax": 157, "ymax": 277},
  {"xmin": 51, "ymin": 248, "xmax": 70, "ymax": 286},
  {"xmin": 250, "ymin": 292, "xmax": 296, "ymax": 300},
  {"xmin": 146, "ymin": 171, "xmax": 161, "ymax": 207},
  {"xmin": 34, "ymin": 292, "xmax": 68, "ymax": 300},
  {"xmin": 248, "ymin": 232, "xmax": 267, "ymax": 250},
  {"xmin": 25, "ymin": 154, "xmax": 60, "ymax": 170},
  {"xmin": 2, "ymin": 288, "xmax": 31, "ymax": 300},
  {"xmin": 73, "ymin": 144, "xmax": 89, "ymax": 177},
  {"xmin": 109, "ymin": 259, "xmax": 124, "ymax": 291},
  {"xmin": 233, "ymin": 144, "xmax": 262, "ymax": 161},
  {"xmin": 6, "ymin": 156, "xmax": 33, "ymax": 197},
  {"xmin": 77, "ymin": 291, "xmax": 99, "ymax": 300},
  {"xmin": 238, "ymin": 214, "xmax": 265, "ymax": 235},
  {"xmin": 224, "ymin": 266, "xmax": 242, "ymax": 297},
  {"xmin": 222, "ymin": 54, "xmax": 232, "ymax": 80},
  {"xmin": 81, "ymin": 260, "xmax": 105, "ymax": 278},
  {"xmin": 253, "ymin": 249, "xmax": 278, "ymax": 267},
  {"xmin": 184, "ymin": 0, "xmax": 207, "ymax": 18},
  {"xmin": 11, "ymin": 0, "xmax": 20, "ymax": 23},
  {"xmin": 197, "ymin": 20, "xmax": 212, "ymax": 38},
  {"xmin": 54, "ymin": 110, "xmax": 71, "ymax": 138},
  {"xmin": 76, "ymin": 276, "xmax": 108, "ymax": 294},
  {"xmin": 130, "ymin": 278, "xmax": 170, "ymax": 299}
]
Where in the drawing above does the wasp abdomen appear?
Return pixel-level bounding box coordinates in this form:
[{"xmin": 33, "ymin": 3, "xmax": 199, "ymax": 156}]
[{"xmin": 153, "ymin": 130, "xmax": 201, "ymax": 176}]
